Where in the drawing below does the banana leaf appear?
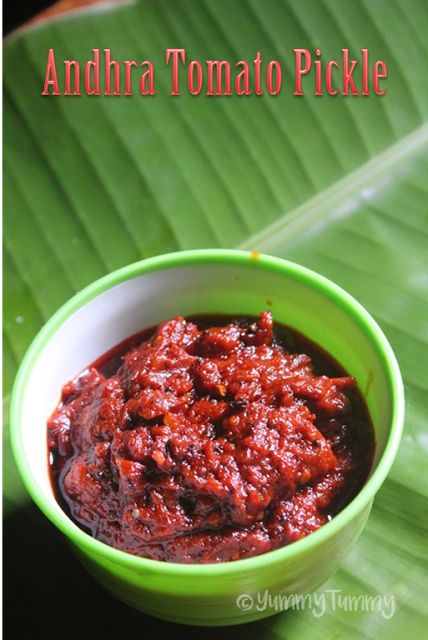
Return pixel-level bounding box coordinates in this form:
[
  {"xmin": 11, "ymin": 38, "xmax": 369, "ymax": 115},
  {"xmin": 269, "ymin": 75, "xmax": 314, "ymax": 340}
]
[{"xmin": 4, "ymin": 1, "xmax": 428, "ymax": 638}]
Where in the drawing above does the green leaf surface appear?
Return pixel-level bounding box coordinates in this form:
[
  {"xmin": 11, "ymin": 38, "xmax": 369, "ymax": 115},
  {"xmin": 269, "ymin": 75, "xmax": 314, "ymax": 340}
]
[{"xmin": 4, "ymin": 1, "xmax": 428, "ymax": 638}]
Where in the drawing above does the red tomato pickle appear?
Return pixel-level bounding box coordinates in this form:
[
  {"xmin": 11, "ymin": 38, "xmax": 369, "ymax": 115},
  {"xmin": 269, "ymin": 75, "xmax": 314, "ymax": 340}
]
[{"xmin": 47, "ymin": 312, "xmax": 375, "ymax": 563}]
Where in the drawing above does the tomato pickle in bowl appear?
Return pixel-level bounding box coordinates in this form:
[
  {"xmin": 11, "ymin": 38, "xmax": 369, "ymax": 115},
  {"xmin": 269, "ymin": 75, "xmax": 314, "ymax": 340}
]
[
  {"xmin": 47, "ymin": 311, "xmax": 375, "ymax": 563},
  {"xmin": 10, "ymin": 250, "xmax": 404, "ymax": 626}
]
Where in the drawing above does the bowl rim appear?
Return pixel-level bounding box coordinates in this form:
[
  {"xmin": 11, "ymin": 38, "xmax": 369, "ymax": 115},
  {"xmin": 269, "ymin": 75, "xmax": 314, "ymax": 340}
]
[{"xmin": 10, "ymin": 249, "xmax": 405, "ymax": 576}]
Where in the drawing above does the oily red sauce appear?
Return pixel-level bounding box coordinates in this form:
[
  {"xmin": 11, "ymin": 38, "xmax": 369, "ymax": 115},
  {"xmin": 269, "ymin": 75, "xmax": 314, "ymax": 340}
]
[{"xmin": 47, "ymin": 312, "xmax": 375, "ymax": 563}]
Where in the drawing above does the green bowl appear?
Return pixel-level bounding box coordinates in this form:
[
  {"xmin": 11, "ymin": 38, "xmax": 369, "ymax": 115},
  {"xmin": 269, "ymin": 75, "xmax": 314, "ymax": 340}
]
[{"xmin": 10, "ymin": 249, "xmax": 404, "ymax": 626}]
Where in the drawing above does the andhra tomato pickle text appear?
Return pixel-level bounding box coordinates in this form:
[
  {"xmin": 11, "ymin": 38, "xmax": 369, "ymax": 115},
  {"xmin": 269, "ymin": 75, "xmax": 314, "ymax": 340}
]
[{"xmin": 48, "ymin": 312, "xmax": 374, "ymax": 563}]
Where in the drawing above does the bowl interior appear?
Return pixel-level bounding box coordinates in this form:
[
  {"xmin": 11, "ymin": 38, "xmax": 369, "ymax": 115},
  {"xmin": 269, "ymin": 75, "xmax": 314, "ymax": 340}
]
[{"xmin": 16, "ymin": 259, "xmax": 393, "ymax": 516}]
